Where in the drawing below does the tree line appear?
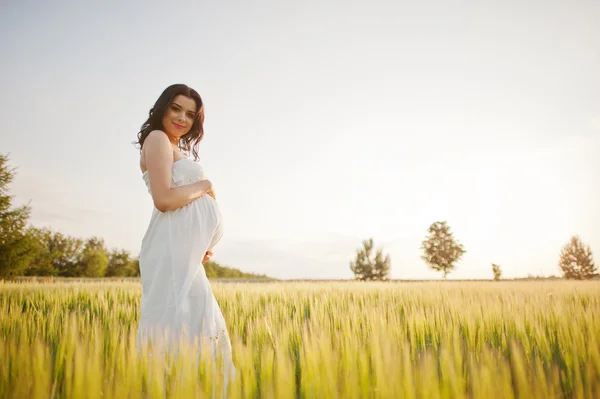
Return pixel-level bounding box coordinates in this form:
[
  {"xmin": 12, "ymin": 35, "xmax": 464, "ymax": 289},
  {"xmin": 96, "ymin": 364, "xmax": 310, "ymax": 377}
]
[
  {"xmin": 2, "ymin": 153, "xmax": 596, "ymax": 282},
  {"xmin": 0, "ymin": 154, "xmax": 267, "ymax": 280},
  {"xmin": 350, "ymin": 222, "xmax": 598, "ymax": 281}
]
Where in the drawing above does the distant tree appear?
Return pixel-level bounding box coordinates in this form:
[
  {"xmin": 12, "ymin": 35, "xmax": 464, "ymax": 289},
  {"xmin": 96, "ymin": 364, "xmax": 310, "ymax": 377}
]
[
  {"xmin": 0, "ymin": 154, "xmax": 34, "ymax": 279},
  {"xmin": 84, "ymin": 237, "xmax": 105, "ymax": 253},
  {"xmin": 202, "ymin": 260, "xmax": 267, "ymax": 279},
  {"xmin": 127, "ymin": 257, "xmax": 141, "ymax": 277},
  {"xmin": 24, "ymin": 230, "xmax": 138, "ymax": 278},
  {"xmin": 80, "ymin": 237, "xmax": 108, "ymax": 277},
  {"xmin": 47, "ymin": 232, "xmax": 84, "ymax": 277},
  {"xmin": 203, "ymin": 261, "xmax": 215, "ymax": 277},
  {"xmin": 492, "ymin": 263, "xmax": 502, "ymax": 280},
  {"xmin": 350, "ymin": 238, "xmax": 391, "ymax": 281},
  {"xmin": 23, "ymin": 227, "xmax": 58, "ymax": 276},
  {"xmin": 106, "ymin": 249, "xmax": 132, "ymax": 277},
  {"xmin": 420, "ymin": 221, "xmax": 465, "ymax": 279},
  {"xmin": 372, "ymin": 246, "xmax": 391, "ymax": 280},
  {"xmin": 559, "ymin": 236, "xmax": 598, "ymax": 280}
]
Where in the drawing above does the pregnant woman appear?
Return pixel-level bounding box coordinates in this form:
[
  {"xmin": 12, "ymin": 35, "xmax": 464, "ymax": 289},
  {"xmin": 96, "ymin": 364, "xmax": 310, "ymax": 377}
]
[{"xmin": 134, "ymin": 84, "xmax": 235, "ymax": 384}]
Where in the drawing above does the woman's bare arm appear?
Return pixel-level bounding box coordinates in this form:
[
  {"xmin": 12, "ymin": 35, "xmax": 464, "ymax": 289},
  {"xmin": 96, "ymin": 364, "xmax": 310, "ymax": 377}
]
[{"xmin": 143, "ymin": 130, "xmax": 212, "ymax": 212}]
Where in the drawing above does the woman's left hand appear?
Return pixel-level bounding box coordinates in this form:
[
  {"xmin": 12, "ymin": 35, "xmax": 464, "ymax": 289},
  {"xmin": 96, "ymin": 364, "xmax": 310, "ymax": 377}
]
[{"xmin": 202, "ymin": 251, "xmax": 213, "ymax": 264}]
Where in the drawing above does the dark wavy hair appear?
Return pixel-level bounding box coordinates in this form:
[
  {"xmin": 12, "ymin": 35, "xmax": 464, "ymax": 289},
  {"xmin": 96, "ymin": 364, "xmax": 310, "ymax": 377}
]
[{"xmin": 134, "ymin": 84, "xmax": 205, "ymax": 161}]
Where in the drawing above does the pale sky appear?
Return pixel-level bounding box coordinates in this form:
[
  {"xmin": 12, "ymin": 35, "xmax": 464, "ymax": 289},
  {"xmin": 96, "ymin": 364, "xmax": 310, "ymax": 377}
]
[{"xmin": 1, "ymin": 0, "xmax": 599, "ymax": 279}]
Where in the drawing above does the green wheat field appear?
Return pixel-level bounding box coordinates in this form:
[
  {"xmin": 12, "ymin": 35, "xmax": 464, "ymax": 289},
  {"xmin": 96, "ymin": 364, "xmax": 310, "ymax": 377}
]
[{"xmin": 1, "ymin": 280, "xmax": 599, "ymax": 398}]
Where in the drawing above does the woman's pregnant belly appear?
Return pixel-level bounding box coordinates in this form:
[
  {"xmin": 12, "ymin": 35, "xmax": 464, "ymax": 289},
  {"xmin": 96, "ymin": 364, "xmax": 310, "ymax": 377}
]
[
  {"xmin": 193, "ymin": 194, "xmax": 221, "ymax": 223},
  {"xmin": 188, "ymin": 195, "xmax": 223, "ymax": 248},
  {"xmin": 143, "ymin": 193, "xmax": 223, "ymax": 254}
]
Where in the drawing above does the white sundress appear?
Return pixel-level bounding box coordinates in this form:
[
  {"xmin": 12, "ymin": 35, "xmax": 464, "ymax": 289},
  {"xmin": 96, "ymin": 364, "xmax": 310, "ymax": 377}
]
[{"xmin": 136, "ymin": 158, "xmax": 236, "ymax": 383}]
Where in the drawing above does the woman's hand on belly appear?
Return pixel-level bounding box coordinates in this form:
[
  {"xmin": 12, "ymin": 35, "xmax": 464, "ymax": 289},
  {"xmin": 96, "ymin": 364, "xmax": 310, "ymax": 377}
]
[{"xmin": 206, "ymin": 187, "xmax": 216, "ymax": 200}]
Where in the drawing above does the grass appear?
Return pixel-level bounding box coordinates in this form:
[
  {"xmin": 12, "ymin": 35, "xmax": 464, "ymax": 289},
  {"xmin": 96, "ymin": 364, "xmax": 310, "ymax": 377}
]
[{"xmin": 1, "ymin": 280, "xmax": 599, "ymax": 398}]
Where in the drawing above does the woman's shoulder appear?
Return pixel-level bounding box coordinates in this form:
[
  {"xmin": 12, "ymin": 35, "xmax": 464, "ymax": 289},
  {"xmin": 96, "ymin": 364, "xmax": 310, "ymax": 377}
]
[
  {"xmin": 144, "ymin": 130, "xmax": 170, "ymax": 146},
  {"xmin": 147, "ymin": 129, "xmax": 168, "ymax": 139},
  {"xmin": 141, "ymin": 130, "xmax": 171, "ymax": 158}
]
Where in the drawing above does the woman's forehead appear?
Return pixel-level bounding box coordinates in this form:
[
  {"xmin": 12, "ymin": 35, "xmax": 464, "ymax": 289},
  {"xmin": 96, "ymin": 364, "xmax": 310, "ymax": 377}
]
[{"xmin": 171, "ymin": 95, "xmax": 197, "ymax": 112}]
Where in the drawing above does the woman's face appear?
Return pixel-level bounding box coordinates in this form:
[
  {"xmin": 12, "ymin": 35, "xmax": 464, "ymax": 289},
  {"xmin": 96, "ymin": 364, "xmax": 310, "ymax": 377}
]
[{"xmin": 161, "ymin": 94, "xmax": 197, "ymax": 138}]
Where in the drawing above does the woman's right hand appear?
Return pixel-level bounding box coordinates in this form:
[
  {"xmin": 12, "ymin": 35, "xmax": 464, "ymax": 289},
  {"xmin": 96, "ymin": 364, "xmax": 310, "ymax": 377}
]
[
  {"xmin": 206, "ymin": 187, "xmax": 216, "ymax": 200},
  {"xmin": 198, "ymin": 179, "xmax": 213, "ymax": 195},
  {"xmin": 144, "ymin": 131, "xmax": 216, "ymax": 212}
]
